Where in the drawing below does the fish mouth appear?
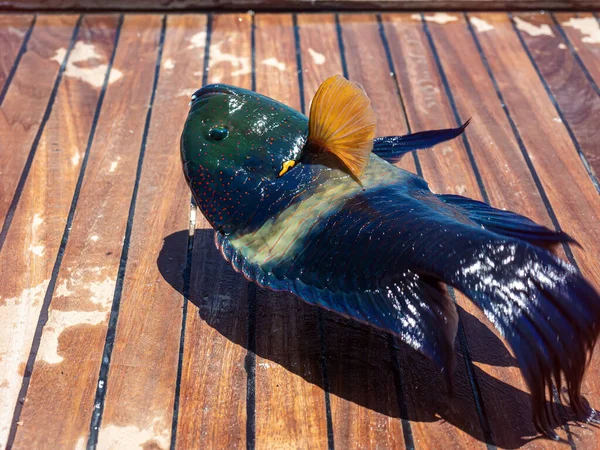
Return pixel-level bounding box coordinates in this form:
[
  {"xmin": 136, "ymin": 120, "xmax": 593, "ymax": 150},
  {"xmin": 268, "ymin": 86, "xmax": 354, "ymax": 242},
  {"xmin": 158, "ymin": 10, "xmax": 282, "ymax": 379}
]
[{"xmin": 190, "ymin": 84, "xmax": 238, "ymax": 104}]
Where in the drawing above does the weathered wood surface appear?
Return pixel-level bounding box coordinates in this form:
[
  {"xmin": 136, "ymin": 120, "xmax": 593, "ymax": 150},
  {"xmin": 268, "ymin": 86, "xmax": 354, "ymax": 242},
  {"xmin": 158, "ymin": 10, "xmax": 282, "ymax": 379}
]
[
  {"xmin": 1, "ymin": 11, "xmax": 599, "ymax": 450},
  {"xmin": 1, "ymin": 0, "xmax": 599, "ymax": 11}
]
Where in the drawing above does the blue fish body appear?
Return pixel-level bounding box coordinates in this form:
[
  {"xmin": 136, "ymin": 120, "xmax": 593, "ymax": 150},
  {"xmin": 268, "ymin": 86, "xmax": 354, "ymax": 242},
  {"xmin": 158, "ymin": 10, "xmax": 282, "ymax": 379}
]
[{"xmin": 181, "ymin": 82, "xmax": 600, "ymax": 438}]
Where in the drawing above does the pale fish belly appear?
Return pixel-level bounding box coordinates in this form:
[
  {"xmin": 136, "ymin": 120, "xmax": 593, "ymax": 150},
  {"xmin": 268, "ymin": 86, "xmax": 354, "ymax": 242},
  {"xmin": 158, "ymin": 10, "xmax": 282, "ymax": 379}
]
[{"xmin": 228, "ymin": 155, "xmax": 409, "ymax": 268}]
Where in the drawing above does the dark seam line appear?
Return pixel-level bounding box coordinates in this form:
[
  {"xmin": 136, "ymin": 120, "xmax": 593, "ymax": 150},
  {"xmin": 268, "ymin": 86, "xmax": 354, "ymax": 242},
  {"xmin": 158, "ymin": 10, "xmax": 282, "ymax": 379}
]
[
  {"xmin": 470, "ymin": 12, "xmax": 581, "ymax": 446},
  {"xmin": 376, "ymin": 13, "xmax": 422, "ymax": 178},
  {"xmin": 334, "ymin": 14, "xmax": 349, "ymax": 79},
  {"xmin": 201, "ymin": 13, "xmax": 212, "ymax": 87},
  {"xmin": 245, "ymin": 13, "xmax": 257, "ymax": 450},
  {"xmin": 448, "ymin": 287, "xmax": 496, "ymax": 448},
  {"xmin": 86, "ymin": 15, "xmax": 167, "ymax": 449},
  {"xmin": 4, "ymin": 14, "xmax": 121, "ymax": 450},
  {"xmin": 422, "ymin": 17, "xmax": 499, "ymax": 448},
  {"xmin": 171, "ymin": 13, "xmax": 212, "ymax": 450},
  {"xmin": 293, "ymin": 15, "xmax": 334, "ymax": 449},
  {"xmin": 387, "ymin": 335, "xmax": 415, "ymax": 450},
  {"xmin": 381, "ymin": 14, "xmax": 493, "ymax": 448},
  {"xmin": 510, "ymin": 12, "xmax": 600, "ymax": 196},
  {"xmin": 0, "ymin": 15, "xmax": 83, "ymax": 254},
  {"xmin": 421, "ymin": 13, "xmax": 490, "ymax": 205},
  {"xmin": 552, "ymin": 14, "xmax": 600, "ymax": 99},
  {"xmin": 337, "ymin": 13, "xmax": 415, "ymax": 449},
  {"xmin": 0, "ymin": 14, "xmax": 36, "ymax": 107}
]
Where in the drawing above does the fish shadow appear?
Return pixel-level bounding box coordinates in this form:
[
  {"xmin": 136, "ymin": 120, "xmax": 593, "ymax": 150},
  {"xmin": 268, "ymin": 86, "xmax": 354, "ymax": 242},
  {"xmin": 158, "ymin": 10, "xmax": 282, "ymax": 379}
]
[{"xmin": 158, "ymin": 229, "xmax": 585, "ymax": 449}]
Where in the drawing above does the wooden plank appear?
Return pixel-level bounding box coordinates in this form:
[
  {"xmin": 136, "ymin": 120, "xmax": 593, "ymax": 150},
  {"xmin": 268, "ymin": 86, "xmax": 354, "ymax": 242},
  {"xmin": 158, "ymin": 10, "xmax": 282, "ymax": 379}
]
[
  {"xmin": 176, "ymin": 13, "xmax": 253, "ymax": 449},
  {"xmin": 93, "ymin": 15, "xmax": 207, "ymax": 450},
  {"xmin": 253, "ymin": 13, "xmax": 329, "ymax": 448},
  {"xmin": 0, "ymin": 15, "xmax": 33, "ymax": 100},
  {"xmin": 0, "ymin": 0, "xmax": 597, "ymax": 12},
  {"xmin": 297, "ymin": 14, "xmax": 407, "ymax": 449},
  {"xmin": 8, "ymin": 15, "xmax": 162, "ymax": 450},
  {"xmin": 0, "ymin": 15, "xmax": 79, "ymax": 249},
  {"xmin": 513, "ymin": 12, "xmax": 600, "ymax": 187},
  {"xmin": 381, "ymin": 13, "xmax": 490, "ymax": 448},
  {"xmin": 0, "ymin": 14, "xmax": 117, "ymax": 449}
]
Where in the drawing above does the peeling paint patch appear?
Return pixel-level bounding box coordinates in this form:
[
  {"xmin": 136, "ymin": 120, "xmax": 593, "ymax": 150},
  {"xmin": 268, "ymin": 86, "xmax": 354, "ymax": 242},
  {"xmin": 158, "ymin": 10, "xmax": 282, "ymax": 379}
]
[
  {"xmin": 261, "ymin": 57, "xmax": 286, "ymax": 71},
  {"xmin": 469, "ymin": 17, "xmax": 494, "ymax": 33},
  {"xmin": 97, "ymin": 419, "xmax": 169, "ymax": 450},
  {"xmin": 414, "ymin": 13, "xmax": 458, "ymax": 24},
  {"xmin": 308, "ymin": 48, "xmax": 325, "ymax": 65},
  {"xmin": 562, "ymin": 17, "xmax": 600, "ymax": 44},
  {"xmin": 163, "ymin": 58, "xmax": 175, "ymax": 70},
  {"xmin": 38, "ymin": 310, "xmax": 108, "ymax": 364},
  {"xmin": 513, "ymin": 17, "xmax": 554, "ymax": 37},
  {"xmin": 51, "ymin": 41, "xmax": 123, "ymax": 88},
  {"xmin": 37, "ymin": 270, "xmax": 115, "ymax": 364}
]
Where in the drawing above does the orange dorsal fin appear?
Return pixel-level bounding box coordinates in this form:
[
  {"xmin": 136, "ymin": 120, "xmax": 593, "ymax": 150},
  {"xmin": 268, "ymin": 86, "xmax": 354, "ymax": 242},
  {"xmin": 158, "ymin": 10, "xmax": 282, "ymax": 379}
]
[{"xmin": 307, "ymin": 74, "xmax": 376, "ymax": 179}]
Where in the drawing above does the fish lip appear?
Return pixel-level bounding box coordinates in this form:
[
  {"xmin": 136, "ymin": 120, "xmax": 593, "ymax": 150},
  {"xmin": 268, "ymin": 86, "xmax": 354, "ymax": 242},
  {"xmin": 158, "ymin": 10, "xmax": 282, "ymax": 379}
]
[{"xmin": 190, "ymin": 84, "xmax": 238, "ymax": 103}]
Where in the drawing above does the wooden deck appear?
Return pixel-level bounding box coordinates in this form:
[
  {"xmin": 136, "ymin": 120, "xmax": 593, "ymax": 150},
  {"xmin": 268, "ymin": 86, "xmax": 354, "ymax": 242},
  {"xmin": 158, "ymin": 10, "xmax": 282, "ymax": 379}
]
[{"xmin": 1, "ymin": 11, "xmax": 600, "ymax": 450}]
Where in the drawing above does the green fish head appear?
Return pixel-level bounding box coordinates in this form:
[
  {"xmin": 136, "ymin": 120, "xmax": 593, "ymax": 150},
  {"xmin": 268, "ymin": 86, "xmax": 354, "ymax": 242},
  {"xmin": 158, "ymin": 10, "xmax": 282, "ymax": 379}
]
[{"xmin": 181, "ymin": 84, "xmax": 308, "ymax": 232}]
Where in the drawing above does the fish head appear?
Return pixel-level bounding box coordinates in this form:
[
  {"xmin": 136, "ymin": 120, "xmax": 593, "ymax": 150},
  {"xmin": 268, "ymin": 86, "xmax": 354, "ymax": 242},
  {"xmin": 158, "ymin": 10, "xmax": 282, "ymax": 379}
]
[{"xmin": 181, "ymin": 84, "xmax": 308, "ymax": 233}]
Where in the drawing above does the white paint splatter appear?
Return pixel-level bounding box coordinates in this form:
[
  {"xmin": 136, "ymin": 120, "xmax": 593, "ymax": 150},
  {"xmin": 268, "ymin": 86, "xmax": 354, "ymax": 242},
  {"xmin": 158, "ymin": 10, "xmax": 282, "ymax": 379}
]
[
  {"xmin": 90, "ymin": 235, "xmax": 99, "ymax": 242},
  {"xmin": 28, "ymin": 244, "xmax": 45, "ymax": 256},
  {"xmin": 32, "ymin": 214, "xmax": 43, "ymax": 229},
  {"xmin": 8, "ymin": 26, "xmax": 25, "ymax": 37},
  {"xmin": 109, "ymin": 157, "xmax": 120, "ymax": 173},
  {"xmin": 308, "ymin": 48, "xmax": 325, "ymax": 65},
  {"xmin": 553, "ymin": 117, "xmax": 563, "ymax": 123},
  {"xmin": 178, "ymin": 88, "xmax": 197, "ymax": 98},
  {"xmin": 558, "ymin": 42, "xmax": 567, "ymax": 49},
  {"xmin": 51, "ymin": 41, "xmax": 123, "ymax": 88},
  {"xmin": 97, "ymin": 418, "xmax": 170, "ymax": 450},
  {"xmin": 163, "ymin": 58, "xmax": 175, "ymax": 70},
  {"xmin": 188, "ymin": 31, "xmax": 207, "ymax": 49},
  {"xmin": 562, "ymin": 17, "xmax": 600, "ymax": 44},
  {"xmin": 513, "ymin": 17, "xmax": 554, "ymax": 37},
  {"xmin": 469, "ymin": 17, "xmax": 494, "ymax": 33},
  {"xmin": 414, "ymin": 13, "xmax": 458, "ymax": 24},
  {"xmin": 455, "ymin": 185, "xmax": 467, "ymax": 195},
  {"xmin": 71, "ymin": 151, "xmax": 81, "ymax": 166},
  {"xmin": 441, "ymin": 147, "xmax": 453, "ymax": 156},
  {"xmin": 261, "ymin": 57, "xmax": 286, "ymax": 71}
]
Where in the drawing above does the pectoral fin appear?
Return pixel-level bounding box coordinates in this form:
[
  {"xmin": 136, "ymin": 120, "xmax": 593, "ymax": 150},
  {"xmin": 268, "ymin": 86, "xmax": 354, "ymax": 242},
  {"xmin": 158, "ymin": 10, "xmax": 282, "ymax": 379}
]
[{"xmin": 306, "ymin": 74, "xmax": 377, "ymax": 179}]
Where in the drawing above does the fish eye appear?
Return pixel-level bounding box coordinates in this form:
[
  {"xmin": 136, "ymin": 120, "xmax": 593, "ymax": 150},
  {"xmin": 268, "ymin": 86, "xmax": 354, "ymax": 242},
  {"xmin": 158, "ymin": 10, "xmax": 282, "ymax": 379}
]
[{"xmin": 208, "ymin": 126, "xmax": 229, "ymax": 141}]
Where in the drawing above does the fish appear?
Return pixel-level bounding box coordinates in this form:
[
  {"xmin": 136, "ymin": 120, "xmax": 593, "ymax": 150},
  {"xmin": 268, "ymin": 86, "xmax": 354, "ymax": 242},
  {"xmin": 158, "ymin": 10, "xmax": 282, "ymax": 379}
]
[{"xmin": 180, "ymin": 74, "xmax": 600, "ymax": 438}]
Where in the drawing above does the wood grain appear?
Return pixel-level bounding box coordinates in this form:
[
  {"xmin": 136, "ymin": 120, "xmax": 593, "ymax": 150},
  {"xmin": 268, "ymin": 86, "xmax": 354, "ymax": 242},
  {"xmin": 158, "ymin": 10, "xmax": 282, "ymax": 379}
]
[
  {"xmin": 0, "ymin": 15, "xmax": 78, "ymax": 251},
  {"xmin": 176, "ymin": 13, "xmax": 253, "ymax": 450},
  {"xmin": 513, "ymin": 12, "xmax": 600, "ymax": 188},
  {"xmin": 1, "ymin": 0, "xmax": 598, "ymax": 12},
  {"xmin": 0, "ymin": 15, "xmax": 33, "ymax": 98},
  {"xmin": 253, "ymin": 13, "xmax": 330, "ymax": 449},
  {"xmin": 0, "ymin": 14, "xmax": 114, "ymax": 449},
  {"xmin": 9, "ymin": 15, "xmax": 163, "ymax": 450},
  {"xmin": 95, "ymin": 15, "xmax": 207, "ymax": 450}
]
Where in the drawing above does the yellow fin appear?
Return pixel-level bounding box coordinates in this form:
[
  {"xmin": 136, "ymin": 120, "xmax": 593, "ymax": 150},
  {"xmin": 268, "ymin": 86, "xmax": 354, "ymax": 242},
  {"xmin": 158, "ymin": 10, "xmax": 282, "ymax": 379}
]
[{"xmin": 307, "ymin": 74, "xmax": 377, "ymax": 179}]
